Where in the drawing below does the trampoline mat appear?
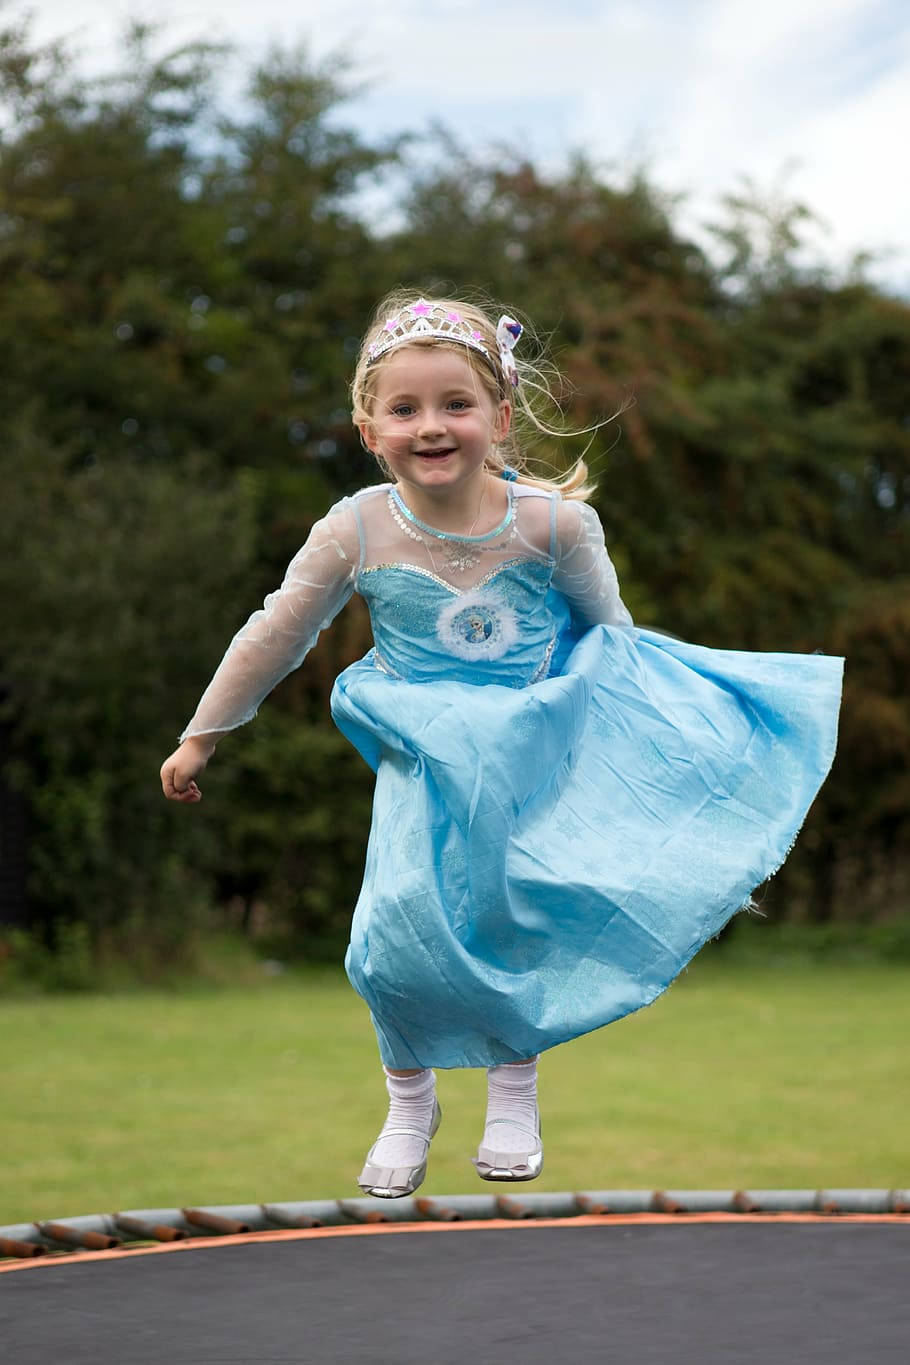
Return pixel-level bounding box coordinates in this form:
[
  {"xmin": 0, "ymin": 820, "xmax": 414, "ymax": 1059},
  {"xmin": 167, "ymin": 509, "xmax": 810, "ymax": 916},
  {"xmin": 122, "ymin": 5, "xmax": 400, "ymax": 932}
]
[{"xmin": 3, "ymin": 1219, "xmax": 906, "ymax": 1364}]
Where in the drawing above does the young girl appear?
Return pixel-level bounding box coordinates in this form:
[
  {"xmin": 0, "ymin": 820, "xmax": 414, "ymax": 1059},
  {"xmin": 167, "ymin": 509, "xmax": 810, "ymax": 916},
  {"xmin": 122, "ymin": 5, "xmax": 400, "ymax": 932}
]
[{"xmin": 161, "ymin": 291, "xmax": 843, "ymax": 1199}]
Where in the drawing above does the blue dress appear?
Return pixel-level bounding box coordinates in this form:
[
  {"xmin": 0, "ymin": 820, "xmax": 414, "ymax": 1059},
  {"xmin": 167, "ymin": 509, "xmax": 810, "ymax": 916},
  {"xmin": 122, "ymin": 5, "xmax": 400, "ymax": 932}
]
[
  {"xmin": 181, "ymin": 481, "xmax": 844, "ymax": 1070},
  {"xmin": 329, "ymin": 488, "xmax": 844, "ymax": 1069}
]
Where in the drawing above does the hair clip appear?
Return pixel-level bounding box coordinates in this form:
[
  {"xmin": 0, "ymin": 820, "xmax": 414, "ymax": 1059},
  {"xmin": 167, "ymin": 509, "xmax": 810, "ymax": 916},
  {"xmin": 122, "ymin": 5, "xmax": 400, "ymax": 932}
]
[{"xmin": 496, "ymin": 316, "xmax": 523, "ymax": 389}]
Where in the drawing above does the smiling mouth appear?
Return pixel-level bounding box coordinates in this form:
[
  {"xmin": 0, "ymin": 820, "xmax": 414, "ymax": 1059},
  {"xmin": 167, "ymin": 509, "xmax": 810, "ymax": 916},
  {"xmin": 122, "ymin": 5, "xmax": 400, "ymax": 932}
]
[{"xmin": 415, "ymin": 448, "xmax": 456, "ymax": 459}]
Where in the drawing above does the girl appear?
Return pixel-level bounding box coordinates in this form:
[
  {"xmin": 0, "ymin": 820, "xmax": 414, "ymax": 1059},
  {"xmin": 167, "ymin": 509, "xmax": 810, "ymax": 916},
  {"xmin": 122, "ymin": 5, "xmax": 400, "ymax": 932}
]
[{"xmin": 160, "ymin": 290, "xmax": 843, "ymax": 1199}]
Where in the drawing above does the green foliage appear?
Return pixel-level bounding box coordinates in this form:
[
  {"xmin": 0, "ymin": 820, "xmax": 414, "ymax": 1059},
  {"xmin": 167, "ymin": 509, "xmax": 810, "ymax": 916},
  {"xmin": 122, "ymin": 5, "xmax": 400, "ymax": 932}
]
[
  {"xmin": 1, "ymin": 921, "xmax": 95, "ymax": 991},
  {"xmin": 206, "ymin": 708, "xmax": 374, "ymax": 954},
  {"xmin": 0, "ymin": 17, "xmax": 907, "ymax": 968},
  {"xmin": 0, "ymin": 19, "xmax": 382, "ymax": 959},
  {"xmin": 718, "ymin": 911, "xmax": 910, "ymax": 963},
  {"xmin": 0, "ymin": 412, "xmax": 257, "ymax": 948}
]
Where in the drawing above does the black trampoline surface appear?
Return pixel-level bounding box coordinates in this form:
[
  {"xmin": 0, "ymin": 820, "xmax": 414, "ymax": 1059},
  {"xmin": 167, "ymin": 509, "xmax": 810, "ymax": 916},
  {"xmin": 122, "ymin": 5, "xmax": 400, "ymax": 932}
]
[{"xmin": 3, "ymin": 1220, "xmax": 906, "ymax": 1364}]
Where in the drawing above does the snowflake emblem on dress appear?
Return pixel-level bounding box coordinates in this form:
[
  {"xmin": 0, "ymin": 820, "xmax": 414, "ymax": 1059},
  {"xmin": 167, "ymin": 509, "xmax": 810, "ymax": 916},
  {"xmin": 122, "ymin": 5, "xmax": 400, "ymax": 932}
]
[
  {"xmin": 554, "ymin": 813, "xmax": 584, "ymax": 842},
  {"xmin": 440, "ymin": 845, "xmax": 468, "ymax": 880},
  {"xmin": 591, "ymin": 710, "xmax": 617, "ymax": 740},
  {"xmin": 436, "ymin": 593, "xmax": 519, "ymax": 662},
  {"xmin": 511, "ymin": 707, "xmax": 540, "ymax": 740}
]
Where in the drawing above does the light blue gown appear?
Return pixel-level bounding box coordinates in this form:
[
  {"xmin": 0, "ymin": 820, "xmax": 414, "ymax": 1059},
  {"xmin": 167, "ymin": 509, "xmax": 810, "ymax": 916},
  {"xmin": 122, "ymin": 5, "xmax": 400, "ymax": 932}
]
[
  {"xmin": 181, "ymin": 482, "xmax": 844, "ymax": 1070},
  {"xmin": 330, "ymin": 489, "xmax": 844, "ymax": 1069}
]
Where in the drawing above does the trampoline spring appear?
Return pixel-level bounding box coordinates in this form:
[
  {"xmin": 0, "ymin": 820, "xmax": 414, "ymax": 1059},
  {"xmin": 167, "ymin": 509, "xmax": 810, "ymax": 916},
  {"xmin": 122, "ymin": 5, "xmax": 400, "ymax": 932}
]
[
  {"xmin": 0, "ymin": 1236, "xmax": 45, "ymax": 1258},
  {"xmin": 415, "ymin": 1198, "xmax": 461, "ymax": 1222},
  {"xmin": 651, "ymin": 1191, "xmax": 686, "ymax": 1214},
  {"xmin": 731, "ymin": 1191, "xmax": 761, "ymax": 1213},
  {"xmin": 260, "ymin": 1204, "xmax": 323, "ymax": 1230},
  {"xmin": 573, "ymin": 1194, "xmax": 612, "ymax": 1216},
  {"xmin": 494, "ymin": 1195, "xmax": 535, "ymax": 1220},
  {"xmin": 114, "ymin": 1215, "xmax": 187, "ymax": 1243},
  {"xmin": 37, "ymin": 1222, "xmax": 121, "ymax": 1251},
  {"xmin": 182, "ymin": 1208, "xmax": 251, "ymax": 1236},
  {"xmin": 337, "ymin": 1200, "xmax": 389, "ymax": 1224}
]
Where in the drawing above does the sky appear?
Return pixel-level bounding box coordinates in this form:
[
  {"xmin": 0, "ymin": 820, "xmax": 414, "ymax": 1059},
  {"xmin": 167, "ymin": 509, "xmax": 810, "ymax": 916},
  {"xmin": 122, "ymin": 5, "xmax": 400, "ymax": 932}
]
[{"xmin": 24, "ymin": 0, "xmax": 910, "ymax": 294}]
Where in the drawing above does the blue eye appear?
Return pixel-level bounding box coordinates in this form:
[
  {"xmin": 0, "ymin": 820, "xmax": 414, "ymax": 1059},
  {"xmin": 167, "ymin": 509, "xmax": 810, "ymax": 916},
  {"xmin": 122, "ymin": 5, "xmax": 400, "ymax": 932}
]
[
  {"xmin": 392, "ymin": 404, "xmax": 414, "ymax": 417},
  {"xmin": 449, "ymin": 399, "xmax": 469, "ymax": 410}
]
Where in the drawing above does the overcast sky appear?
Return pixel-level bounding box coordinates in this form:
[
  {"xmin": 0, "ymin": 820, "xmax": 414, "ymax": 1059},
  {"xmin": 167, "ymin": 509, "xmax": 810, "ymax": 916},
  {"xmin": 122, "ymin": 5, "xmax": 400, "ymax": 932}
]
[{"xmin": 26, "ymin": 0, "xmax": 910, "ymax": 294}]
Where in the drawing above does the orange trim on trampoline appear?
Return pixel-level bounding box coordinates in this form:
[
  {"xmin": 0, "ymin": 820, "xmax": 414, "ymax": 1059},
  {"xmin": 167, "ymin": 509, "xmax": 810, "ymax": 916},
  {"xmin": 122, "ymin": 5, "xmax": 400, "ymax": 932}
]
[{"xmin": 2, "ymin": 1211, "xmax": 907, "ymax": 1274}]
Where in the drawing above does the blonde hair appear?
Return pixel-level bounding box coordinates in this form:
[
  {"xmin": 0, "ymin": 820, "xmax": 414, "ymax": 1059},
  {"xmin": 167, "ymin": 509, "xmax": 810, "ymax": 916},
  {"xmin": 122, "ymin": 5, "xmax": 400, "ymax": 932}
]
[{"xmin": 351, "ymin": 288, "xmax": 623, "ymax": 502}]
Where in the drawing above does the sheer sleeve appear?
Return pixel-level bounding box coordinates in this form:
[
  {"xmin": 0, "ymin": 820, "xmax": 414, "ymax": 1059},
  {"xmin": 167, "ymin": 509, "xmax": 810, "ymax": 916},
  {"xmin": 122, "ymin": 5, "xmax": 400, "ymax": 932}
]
[
  {"xmin": 551, "ymin": 500, "xmax": 633, "ymax": 629},
  {"xmin": 178, "ymin": 500, "xmax": 360, "ymax": 742}
]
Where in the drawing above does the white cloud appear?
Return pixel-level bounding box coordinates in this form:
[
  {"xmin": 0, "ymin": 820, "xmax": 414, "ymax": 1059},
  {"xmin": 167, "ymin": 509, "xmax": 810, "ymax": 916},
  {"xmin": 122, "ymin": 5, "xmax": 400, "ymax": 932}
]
[
  {"xmin": 566, "ymin": 0, "xmax": 910, "ymax": 288},
  {"xmin": 21, "ymin": 0, "xmax": 910, "ymax": 292}
]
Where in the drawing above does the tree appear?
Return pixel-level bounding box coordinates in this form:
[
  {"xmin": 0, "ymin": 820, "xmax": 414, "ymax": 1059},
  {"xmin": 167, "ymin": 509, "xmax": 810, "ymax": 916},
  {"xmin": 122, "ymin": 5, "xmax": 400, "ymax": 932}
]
[
  {"xmin": 1, "ymin": 20, "xmax": 907, "ymax": 959},
  {"xmin": 0, "ymin": 18, "xmax": 389, "ymax": 955}
]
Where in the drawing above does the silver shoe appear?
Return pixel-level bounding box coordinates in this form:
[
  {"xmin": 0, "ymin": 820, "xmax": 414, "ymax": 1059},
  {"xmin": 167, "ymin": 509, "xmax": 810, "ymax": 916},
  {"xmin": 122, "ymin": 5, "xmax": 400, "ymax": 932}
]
[
  {"xmin": 357, "ymin": 1098, "xmax": 442, "ymax": 1199},
  {"xmin": 471, "ymin": 1108, "xmax": 544, "ymax": 1182}
]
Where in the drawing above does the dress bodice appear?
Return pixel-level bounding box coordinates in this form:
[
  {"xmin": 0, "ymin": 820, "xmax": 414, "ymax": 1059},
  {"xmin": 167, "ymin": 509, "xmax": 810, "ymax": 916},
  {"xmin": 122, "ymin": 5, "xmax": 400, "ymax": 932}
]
[
  {"xmin": 179, "ymin": 480, "xmax": 633, "ymax": 741},
  {"xmin": 359, "ymin": 557, "xmax": 571, "ymax": 687}
]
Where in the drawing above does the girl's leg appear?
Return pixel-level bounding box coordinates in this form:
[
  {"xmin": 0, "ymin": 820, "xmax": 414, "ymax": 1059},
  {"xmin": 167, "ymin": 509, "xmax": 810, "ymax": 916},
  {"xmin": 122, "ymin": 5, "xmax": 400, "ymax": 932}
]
[
  {"xmin": 484, "ymin": 1057, "xmax": 539, "ymax": 1142},
  {"xmin": 473, "ymin": 1055, "xmax": 542, "ymax": 1179},
  {"xmin": 362, "ymin": 1063, "xmax": 439, "ymax": 1171}
]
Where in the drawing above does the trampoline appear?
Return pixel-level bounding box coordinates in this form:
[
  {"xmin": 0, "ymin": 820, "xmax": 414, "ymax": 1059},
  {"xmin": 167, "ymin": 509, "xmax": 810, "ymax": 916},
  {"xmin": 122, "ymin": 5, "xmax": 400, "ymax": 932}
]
[{"xmin": 3, "ymin": 1191, "xmax": 907, "ymax": 1363}]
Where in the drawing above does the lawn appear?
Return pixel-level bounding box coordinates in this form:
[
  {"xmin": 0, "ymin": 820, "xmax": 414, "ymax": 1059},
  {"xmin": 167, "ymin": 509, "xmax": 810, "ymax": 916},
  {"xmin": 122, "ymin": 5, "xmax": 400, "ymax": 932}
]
[{"xmin": 1, "ymin": 955, "xmax": 907, "ymax": 1226}]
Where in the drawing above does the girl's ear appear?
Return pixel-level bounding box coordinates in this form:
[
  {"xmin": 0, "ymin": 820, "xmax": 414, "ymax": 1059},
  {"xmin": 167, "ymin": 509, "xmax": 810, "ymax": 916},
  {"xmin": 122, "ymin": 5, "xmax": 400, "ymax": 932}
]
[
  {"xmin": 358, "ymin": 420, "xmax": 379, "ymax": 454},
  {"xmin": 495, "ymin": 399, "xmax": 513, "ymax": 443}
]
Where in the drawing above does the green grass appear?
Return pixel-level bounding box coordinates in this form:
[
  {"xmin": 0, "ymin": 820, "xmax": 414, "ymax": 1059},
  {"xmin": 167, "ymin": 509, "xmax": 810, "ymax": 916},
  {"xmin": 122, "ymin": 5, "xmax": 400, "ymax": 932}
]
[{"xmin": 1, "ymin": 957, "xmax": 907, "ymax": 1225}]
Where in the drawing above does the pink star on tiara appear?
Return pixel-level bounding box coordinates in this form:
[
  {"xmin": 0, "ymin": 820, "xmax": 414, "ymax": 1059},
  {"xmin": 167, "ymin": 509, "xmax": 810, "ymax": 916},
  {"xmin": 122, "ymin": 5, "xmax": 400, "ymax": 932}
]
[{"xmin": 411, "ymin": 300, "xmax": 432, "ymax": 316}]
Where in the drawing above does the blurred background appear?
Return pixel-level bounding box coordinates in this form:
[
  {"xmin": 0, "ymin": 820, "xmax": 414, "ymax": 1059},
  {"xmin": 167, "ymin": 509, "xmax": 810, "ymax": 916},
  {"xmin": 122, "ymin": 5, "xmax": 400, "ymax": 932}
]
[
  {"xmin": 1, "ymin": 1, "xmax": 908, "ymax": 1223},
  {"xmin": 0, "ymin": 0, "xmax": 908, "ymax": 985}
]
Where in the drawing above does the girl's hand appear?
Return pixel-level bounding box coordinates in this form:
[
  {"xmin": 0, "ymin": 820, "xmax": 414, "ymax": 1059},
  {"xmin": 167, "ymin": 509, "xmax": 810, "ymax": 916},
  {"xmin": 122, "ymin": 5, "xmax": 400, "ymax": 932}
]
[{"xmin": 160, "ymin": 736, "xmax": 218, "ymax": 803}]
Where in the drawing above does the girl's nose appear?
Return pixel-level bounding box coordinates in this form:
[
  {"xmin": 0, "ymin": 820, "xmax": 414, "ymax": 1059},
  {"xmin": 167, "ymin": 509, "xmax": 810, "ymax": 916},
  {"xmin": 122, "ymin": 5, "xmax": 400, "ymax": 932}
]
[{"xmin": 417, "ymin": 410, "xmax": 446, "ymax": 436}]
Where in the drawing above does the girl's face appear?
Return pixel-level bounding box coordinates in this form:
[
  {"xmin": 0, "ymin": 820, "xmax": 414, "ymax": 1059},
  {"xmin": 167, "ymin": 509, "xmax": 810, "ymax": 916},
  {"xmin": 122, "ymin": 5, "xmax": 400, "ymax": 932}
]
[{"xmin": 359, "ymin": 346, "xmax": 512, "ymax": 499}]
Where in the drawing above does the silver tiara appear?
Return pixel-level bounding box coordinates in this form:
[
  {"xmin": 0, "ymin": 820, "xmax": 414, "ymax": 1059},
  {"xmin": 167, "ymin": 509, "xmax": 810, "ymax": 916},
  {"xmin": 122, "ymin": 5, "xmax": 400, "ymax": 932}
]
[{"xmin": 365, "ymin": 299, "xmax": 523, "ymax": 389}]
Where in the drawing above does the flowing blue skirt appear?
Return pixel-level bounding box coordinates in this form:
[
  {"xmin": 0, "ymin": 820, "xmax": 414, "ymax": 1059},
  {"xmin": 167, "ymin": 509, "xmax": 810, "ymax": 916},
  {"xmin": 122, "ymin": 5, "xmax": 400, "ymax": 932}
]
[{"xmin": 331, "ymin": 626, "xmax": 843, "ymax": 1069}]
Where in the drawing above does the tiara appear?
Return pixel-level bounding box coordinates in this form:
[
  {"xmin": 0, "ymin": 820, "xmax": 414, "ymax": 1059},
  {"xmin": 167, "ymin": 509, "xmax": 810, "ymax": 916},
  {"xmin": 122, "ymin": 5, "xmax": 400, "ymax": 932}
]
[{"xmin": 365, "ymin": 298, "xmax": 523, "ymax": 388}]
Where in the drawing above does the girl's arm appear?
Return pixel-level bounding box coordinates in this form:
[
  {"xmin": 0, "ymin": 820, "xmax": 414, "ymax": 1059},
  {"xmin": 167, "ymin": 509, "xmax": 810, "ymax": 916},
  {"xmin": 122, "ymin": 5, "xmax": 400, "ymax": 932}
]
[
  {"xmin": 160, "ymin": 502, "xmax": 358, "ymax": 802},
  {"xmin": 551, "ymin": 499, "xmax": 633, "ymax": 628}
]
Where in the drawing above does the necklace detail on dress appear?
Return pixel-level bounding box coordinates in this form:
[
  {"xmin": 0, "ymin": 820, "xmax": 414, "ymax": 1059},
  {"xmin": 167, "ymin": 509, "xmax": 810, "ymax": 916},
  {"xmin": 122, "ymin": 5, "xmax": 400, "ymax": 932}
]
[{"xmin": 387, "ymin": 486, "xmax": 517, "ymax": 573}]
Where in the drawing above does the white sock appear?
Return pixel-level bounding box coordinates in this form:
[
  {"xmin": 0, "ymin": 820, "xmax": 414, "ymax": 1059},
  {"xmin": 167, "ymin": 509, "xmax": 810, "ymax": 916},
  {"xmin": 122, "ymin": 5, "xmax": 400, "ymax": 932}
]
[
  {"xmin": 369, "ymin": 1066, "xmax": 437, "ymax": 1168},
  {"xmin": 482, "ymin": 1057, "xmax": 540, "ymax": 1151}
]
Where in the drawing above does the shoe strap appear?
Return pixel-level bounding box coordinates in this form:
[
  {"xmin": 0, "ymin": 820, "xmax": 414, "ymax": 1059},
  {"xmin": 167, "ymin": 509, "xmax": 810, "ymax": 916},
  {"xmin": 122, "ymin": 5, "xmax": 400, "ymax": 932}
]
[{"xmin": 377, "ymin": 1124, "xmax": 432, "ymax": 1141}]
